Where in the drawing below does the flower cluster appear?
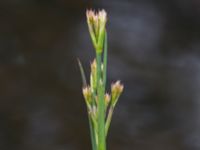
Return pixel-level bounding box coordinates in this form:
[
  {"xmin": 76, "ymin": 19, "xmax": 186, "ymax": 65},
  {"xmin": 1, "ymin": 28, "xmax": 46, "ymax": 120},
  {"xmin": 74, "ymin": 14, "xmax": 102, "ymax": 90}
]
[
  {"xmin": 82, "ymin": 59, "xmax": 124, "ymax": 136},
  {"xmin": 86, "ymin": 9, "xmax": 107, "ymax": 53}
]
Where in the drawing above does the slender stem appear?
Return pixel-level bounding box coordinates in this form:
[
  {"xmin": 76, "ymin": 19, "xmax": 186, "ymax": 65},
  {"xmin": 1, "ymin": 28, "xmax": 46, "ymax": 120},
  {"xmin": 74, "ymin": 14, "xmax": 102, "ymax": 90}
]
[
  {"xmin": 96, "ymin": 53, "xmax": 101, "ymax": 88},
  {"xmin": 102, "ymin": 32, "xmax": 109, "ymax": 136},
  {"xmin": 105, "ymin": 107, "xmax": 114, "ymax": 137},
  {"xmin": 88, "ymin": 113, "xmax": 97, "ymax": 150},
  {"xmin": 103, "ymin": 32, "xmax": 108, "ymax": 89},
  {"xmin": 96, "ymin": 52, "xmax": 106, "ymax": 150}
]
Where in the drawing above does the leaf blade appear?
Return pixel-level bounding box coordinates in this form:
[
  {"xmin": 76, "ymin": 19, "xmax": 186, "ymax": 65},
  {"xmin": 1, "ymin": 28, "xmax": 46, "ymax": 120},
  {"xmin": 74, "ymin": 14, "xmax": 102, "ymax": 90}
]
[{"xmin": 77, "ymin": 58, "xmax": 87, "ymax": 87}]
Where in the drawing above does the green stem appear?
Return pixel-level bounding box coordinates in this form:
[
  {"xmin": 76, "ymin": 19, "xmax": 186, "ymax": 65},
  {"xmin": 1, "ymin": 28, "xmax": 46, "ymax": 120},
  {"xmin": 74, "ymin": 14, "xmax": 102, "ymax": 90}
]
[
  {"xmin": 88, "ymin": 113, "xmax": 97, "ymax": 150},
  {"xmin": 103, "ymin": 32, "xmax": 108, "ymax": 89},
  {"xmin": 96, "ymin": 52, "xmax": 106, "ymax": 150},
  {"xmin": 105, "ymin": 107, "xmax": 114, "ymax": 137},
  {"xmin": 96, "ymin": 53, "xmax": 101, "ymax": 88}
]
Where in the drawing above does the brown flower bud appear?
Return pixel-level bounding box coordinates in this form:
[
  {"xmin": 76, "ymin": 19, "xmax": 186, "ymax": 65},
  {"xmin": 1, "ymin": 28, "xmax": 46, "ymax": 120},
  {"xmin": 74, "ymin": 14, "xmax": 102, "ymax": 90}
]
[
  {"xmin": 82, "ymin": 86, "xmax": 92, "ymax": 105},
  {"xmin": 111, "ymin": 80, "xmax": 124, "ymax": 106},
  {"xmin": 105, "ymin": 93, "xmax": 111, "ymax": 107}
]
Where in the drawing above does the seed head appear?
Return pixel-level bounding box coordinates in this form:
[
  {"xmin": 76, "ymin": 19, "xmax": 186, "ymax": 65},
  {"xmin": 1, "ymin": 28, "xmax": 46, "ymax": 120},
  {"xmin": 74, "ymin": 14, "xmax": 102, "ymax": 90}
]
[
  {"xmin": 111, "ymin": 81, "xmax": 124, "ymax": 93},
  {"xmin": 111, "ymin": 81, "xmax": 124, "ymax": 106},
  {"xmin": 105, "ymin": 93, "xmax": 111, "ymax": 107},
  {"xmin": 86, "ymin": 9, "xmax": 107, "ymax": 53},
  {"xmin": 82, "ymin": 86, "xmax": 92, "ymax": 105}
]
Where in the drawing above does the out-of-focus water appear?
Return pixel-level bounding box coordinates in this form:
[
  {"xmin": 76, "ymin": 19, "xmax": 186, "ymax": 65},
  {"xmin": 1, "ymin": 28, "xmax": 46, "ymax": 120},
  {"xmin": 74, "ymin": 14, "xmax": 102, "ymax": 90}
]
[{"xmin": 1, "ymin": 0, "xmax": 200, "ymax": 150}]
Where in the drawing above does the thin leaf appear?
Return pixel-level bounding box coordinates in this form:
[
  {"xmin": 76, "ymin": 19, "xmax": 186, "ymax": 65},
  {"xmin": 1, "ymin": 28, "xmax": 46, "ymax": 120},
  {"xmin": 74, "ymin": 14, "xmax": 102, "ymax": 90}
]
[{"xmin": 77, "ymin": 58, "xmax": 87, "ymax": 87}]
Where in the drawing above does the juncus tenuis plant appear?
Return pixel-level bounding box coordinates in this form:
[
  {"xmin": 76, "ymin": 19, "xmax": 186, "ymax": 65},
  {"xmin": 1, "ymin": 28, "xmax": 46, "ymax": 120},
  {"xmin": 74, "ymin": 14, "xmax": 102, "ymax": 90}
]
[{"xmin": 78, "ymin": 9, "xmax": 124, "ymax": 150}]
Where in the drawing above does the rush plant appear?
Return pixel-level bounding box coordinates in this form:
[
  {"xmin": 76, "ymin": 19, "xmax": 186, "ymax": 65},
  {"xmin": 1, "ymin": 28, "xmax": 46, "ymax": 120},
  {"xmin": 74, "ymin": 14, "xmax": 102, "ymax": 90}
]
[{"xmin": 78, "ymin": 9, "xmax": 124, "ymax": 150}]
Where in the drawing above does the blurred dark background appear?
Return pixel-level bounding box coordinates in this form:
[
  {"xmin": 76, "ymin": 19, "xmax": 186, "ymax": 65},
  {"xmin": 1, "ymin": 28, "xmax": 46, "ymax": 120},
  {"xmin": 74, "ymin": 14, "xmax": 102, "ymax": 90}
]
[{"xmin": 1, "ymin": 0, "xmax": 200, "ymax": 150}]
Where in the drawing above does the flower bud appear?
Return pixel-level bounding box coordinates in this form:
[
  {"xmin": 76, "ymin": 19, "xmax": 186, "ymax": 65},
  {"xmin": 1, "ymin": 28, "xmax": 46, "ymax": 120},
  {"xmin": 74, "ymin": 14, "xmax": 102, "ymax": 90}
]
[
  {"xmin": 97, "ymin": 10, "xmax": 107, "ymax": 52},
  {"xmin": 111, "ymin": 81, "xmax": 124, "ymax": 106},
  {"xmin": 88, "ymin": 105, "xmax": 97, "ymax": 118},
  {"xmin": 90, "ymin": 59, "xmax": 97, "ymax": 92},
  {"xmin": 82, "ymin": 86, "xmax": 92, "ymax": 106},
  {"xmin": 105, "ymin": 93, "xmax": 111, "ymax": 107}
]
